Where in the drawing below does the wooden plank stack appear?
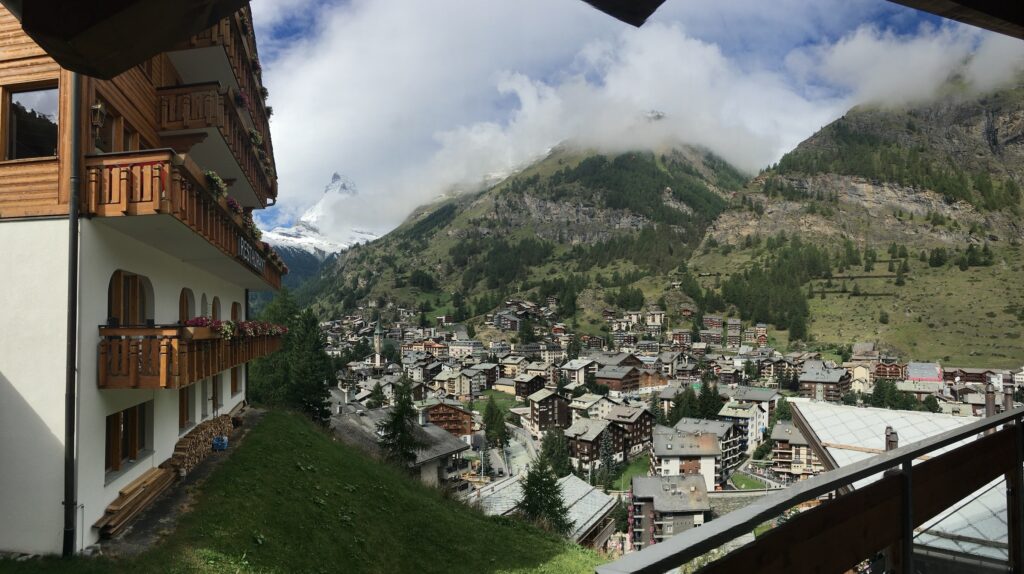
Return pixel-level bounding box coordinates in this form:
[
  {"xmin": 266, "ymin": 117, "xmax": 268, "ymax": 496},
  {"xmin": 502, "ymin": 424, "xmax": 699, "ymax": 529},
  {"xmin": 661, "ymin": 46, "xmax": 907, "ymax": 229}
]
[
  {"xmin": 93, "ymin": 467, "xmax": 175, "ymax": 538},
  {"xmin": 166, "ymin": 415, "xmax": 233, "ymax": 475}
]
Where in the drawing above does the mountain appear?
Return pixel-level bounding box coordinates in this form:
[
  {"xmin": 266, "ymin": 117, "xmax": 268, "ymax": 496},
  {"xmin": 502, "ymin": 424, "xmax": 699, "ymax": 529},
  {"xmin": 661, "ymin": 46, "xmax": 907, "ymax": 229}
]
[
  {"xmin": 298, "ymin": 82, "xmax": 1024, "ymax": 368},
  {"xmin": 264, "ymin": 173, "xmax": 378, "ymax": 259}
]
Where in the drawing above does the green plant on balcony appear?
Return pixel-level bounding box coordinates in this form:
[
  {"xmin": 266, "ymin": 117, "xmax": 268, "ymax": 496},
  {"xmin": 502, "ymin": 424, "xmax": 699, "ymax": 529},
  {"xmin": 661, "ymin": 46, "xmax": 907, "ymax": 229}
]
[
  {"xmin": 266, "ymin": 106, "xmax": 273, "ymax": 117},
  {"xmin": 204, "ymin": 170, "xmax": 229, "ymax": 198},
  {"xmin": 234, "ymin": 89, "xmax": 251, "ymax": 110},
  {"xmin": 249, "ymin": 129, "xmax": 264, "ymax": 147},
  {"xmin": 243, "ymin": 212, "xmax": 263, "ymax": 241},
  {"xmin": 260, "ymin": 86, "xmax": 269, "ymax": 101},
  {"xmin": 226, "ymin": 196, "xmax": 244, "ymax": 215}
]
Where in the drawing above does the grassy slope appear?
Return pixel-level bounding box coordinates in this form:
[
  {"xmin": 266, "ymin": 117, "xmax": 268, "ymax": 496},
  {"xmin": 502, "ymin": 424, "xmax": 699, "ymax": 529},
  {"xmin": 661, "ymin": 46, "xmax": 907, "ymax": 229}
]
[
  {"xmin": 1, "ymin": 412, "xmax": 604, "ymax": 574},
  {"xmin": 692, "ymin": 240, "xmax": 1024, "ymax": 367}
]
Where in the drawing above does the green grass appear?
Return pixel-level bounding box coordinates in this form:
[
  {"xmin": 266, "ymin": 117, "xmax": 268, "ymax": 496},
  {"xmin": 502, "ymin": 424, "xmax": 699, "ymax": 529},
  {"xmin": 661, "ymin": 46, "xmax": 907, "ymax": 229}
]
[
  {"xmin": 479, "ymin": 389, "xmax": 524, "ymax": 417},
  {"xmin": 752, "ymin": 523, "xmax": 773, "ymax": 538},
  {"xmin": 808, "ymin": 248, "xmax": 1024, "ymax": 367},
  {"xmin": 730, "ymin": 473, "xmax": 767, "ymax": 490},
  {"xmin": 612, "ymin": 455, "xmax": 650, "ymax": 491},
  {"xmin": 1, "ymin": 411, "xmax": 604, "ymax": 574}
]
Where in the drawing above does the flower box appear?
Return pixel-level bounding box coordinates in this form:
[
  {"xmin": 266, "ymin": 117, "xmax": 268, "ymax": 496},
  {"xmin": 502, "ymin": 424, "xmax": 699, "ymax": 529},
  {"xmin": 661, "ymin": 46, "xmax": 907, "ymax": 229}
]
[{"xmin": 183, "ymin": 326, "xmax": 219, "ymax": 340}]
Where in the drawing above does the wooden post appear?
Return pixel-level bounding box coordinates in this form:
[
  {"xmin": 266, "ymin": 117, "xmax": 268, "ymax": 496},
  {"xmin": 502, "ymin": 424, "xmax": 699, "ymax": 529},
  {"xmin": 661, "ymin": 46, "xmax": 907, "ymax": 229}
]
[{"xmin": 1008, "ymin": 421, "xmax": 1024, "ymax": 573}]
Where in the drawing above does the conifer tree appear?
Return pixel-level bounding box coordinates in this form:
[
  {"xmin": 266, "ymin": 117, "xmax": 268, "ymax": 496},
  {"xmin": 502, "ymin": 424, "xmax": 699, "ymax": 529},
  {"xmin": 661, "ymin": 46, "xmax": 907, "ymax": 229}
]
[
  {"xmin": 367, "ymin": 382, "xmax": 386, "ymax": 409},
  {"xmin": 539, "ymin": 428, "xmax": 572, "ymax": 478},
  {"xmin": 698, "ymin": 382, "xmax": 721, "ymax": 419},
  {"xmin": 377, "ymin": 379, "xmax": 425, "ymax": 470},
  {"xmin": 519, "ymin": 458, "xmax": 571, "ymax": 535},
  {"xmin": 286, "ymin": 309, "xmax": 333, "ymax": 422},
  {"xmin": 598, "ymin": 428, "xmax": 617, "ymax": 490},
  {"xmin": 249, "ymin": 288, "xmax": 299, "ymax": 406}
]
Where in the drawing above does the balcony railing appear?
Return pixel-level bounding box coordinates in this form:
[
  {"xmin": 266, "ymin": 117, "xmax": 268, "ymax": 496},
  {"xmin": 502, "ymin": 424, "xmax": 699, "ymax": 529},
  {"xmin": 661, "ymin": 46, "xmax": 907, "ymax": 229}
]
[
  {"xmin": 157, "ymin": 82, "xmax": 275, "ymax": 207},
  {"xmin": 597, "ymin": 408, "xmax": 1024, "ymax": 574},
  {"xmin": 183, "ymin": 9, "xmax": 274, "ymax": 170},
  {"xmin": 83, "ymin": 150, "xmax": 285, "ymax": 289},
  {"xmin": 98, "ymin": 325, "xmax": 283, "ymax": 389}
]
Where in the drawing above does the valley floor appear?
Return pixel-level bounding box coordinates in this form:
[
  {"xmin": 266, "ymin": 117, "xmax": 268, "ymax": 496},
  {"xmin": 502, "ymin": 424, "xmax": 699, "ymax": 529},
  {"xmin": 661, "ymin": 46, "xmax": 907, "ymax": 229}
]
[{"xmin": 0, "ymin": 411, "xmax": 605, "ymax": 574}]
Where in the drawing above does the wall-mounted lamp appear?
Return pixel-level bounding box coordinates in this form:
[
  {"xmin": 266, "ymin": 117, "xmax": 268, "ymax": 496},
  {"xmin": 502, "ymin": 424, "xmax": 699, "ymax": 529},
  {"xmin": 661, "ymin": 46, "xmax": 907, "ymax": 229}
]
[{"xmin": 90, "ymin": 101, "xmax": 106, "ymax": 146}]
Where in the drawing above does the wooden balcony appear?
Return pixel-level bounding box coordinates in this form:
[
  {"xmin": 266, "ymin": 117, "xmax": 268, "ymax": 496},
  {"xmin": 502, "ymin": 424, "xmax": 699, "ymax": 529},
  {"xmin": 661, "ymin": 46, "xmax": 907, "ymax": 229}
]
[
  {"xmin": 98, "ymin": 326, "xmax": 283, "ymax": 390},
  {"xmin": 174, "ymin": 7, "xmax": 275, "ymax": 194},
  {"xmin": 84, "ymin": 149, "xmax": 285, "ymax": 290},
  {"xmin": 157, "ymin": 81, "xmax": 274, "ymax": 208}
]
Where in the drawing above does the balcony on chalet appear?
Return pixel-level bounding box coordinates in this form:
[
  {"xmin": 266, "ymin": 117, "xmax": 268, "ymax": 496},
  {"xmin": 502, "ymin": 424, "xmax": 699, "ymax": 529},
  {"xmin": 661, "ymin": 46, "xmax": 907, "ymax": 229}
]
[
  {"xmin": 166, "ymin": 7, "xmax": 275, "ymax": 205},
  {"xmin": 98, "ymin": 325, "xmax": 282, "ymax": 390},
  {"xmin": 158, "ymin": 81, "xmax": 274, "ymax": 209},
  {"xmin": 84, "ymin": 149, "xmax": 285, "ymax": 290}
]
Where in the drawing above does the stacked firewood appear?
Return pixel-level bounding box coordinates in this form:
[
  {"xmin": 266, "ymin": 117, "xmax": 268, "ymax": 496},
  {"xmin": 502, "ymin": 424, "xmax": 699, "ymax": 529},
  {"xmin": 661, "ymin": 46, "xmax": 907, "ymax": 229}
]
[
  {"xmin": 93, "ymin": 467, "xmax": 175, "ymax": 538},
  {"xmin": 165, "ymin": 415, "xmax": 233, "ymax": 475}
]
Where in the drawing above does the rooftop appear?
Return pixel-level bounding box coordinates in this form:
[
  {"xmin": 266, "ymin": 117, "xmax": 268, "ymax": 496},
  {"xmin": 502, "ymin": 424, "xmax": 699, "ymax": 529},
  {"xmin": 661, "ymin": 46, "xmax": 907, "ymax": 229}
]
[
  {"xmin": 673, "ymin": 418, "xmax": 735, "ymax": 439},
  {"xmin": 565, "ymin": 418, "xmax": 611, "ymax": 442},
  {"xmin": 631, "ymin": 475, "xmax": 710, "ymax": 513},
  {"xmin": 652, "ymin": 425, "xmax": 720, "ymax": 457}
]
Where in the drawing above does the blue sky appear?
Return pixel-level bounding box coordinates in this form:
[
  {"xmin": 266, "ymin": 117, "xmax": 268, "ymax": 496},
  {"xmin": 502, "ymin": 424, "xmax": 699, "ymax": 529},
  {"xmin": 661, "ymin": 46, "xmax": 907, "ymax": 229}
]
[{"xmin": 248, "ymin": 0, "xmax": 1024, "ymax": 242}]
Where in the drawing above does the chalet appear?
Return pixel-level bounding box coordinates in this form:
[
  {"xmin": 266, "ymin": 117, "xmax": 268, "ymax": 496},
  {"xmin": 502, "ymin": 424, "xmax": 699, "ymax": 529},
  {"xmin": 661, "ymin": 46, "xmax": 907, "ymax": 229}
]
[
  {"xmin": 0, "ymin": 2, "xmax": 296, "ymax": 555},
  {"xmin": 596, "ymin": 366, "xmax": 641, "ymax": 397},
  {"xmin": 650, "ymin": 425, "xmax": 721, "ymax": 487},
  {"xmin": 636, "ymin": 340, "xmax": 660, "ymax": 354},
  {"xmin": 449, "ymin": 339, "xmax": 484, "ymax": 360},
  {"xmin": 645, "ymin": 308, "xmax": 666, "ymax": 327},
  {"xmin": 717, "ymin": 368, "xmax": 741, "ymax": 386},
  {"xmin": 565, "ymin": 419, "xmax": 627, "ymax": 469},
  {"xmin": 717, "ymin": 402, "xmax": 766, "ymax": 455},
  {"xmin": 513, "ymin": 373, "xmax": 547, "ymax": 400},
  {"xmin": 670, "ymin": 330, "xmax": 692, "ymax": 348},
  {"xmin": 673, "ymin": 418, "xmax": 742, "ymax": 478},
  {"xmin": 423, "ymin": 340, "xmax": 449, "ymax": 360},
  {"xmin": 703, "ymin": 315, "xmax": 723, "ymax": 329},
  {"xmin": 770, "ymin": 421, "xmax": 823, "ymax": 481},
  {"xmin": 798, "ymin": 360, "xmax": 852, "ymax": 402},
  {"xmin": 943, "ymin": 366, "xmax": 1004, "ymax": 385},
  {"xmin": 570, "ymin": 393, "xmax": 620, "ymax": 421},
  {"xmin": 612, "ymin": 331, "xmax": 638, "ymax": 348},
  {"xmin": 590, "ymin": 351, "xmax": 644, "ymax": 369},
  {"xmin": 494, "ymin": 311, "xmax": 522, "ymax": 332},
  {"xmin": 561, "ymin": 358, "xmax": 597, "ymax": 387},
  {"xmin": 525, "ymin": 361, "xmax": 557, "ymax": 386},
  {"xmin": 468, "ymin": 362, "xmax": 500, "ymax": 389},
  {"xmin": 604, "ymin": 405, "xmax": 654, "ymax": 456},
  {"xmin": 680, "ymin": 305, "xmax": 695, "ymax": 318},
  {"xmin": 525, "ymin": 389, "xmax": 571, "ymax": 439},
  {"xmin": 690, "ymin": 342, "xmax": 708, "ymax": 358},
  {"xmin": 629, "ymin": 475, "xmax": 710, "ymax": 550},
  {"xmin": 874, "ymin": 361, "xmax": 906, "ymax": 380},
  {"xmin": 414, "ymin": 398, "xmax": 474, "ymax": 439},
  {"xmin": 742, "ymin": 329, "xmax": 756, "ymax": 344},
  {"xmin": 639, "ymin": 368, "xmax": 669, "ymax": 393},
  {"xmin": 538, "ymin": 342, "xmax": 567, "ymax": 364},
  {"xmin": 698, "ymin": 329, "xmax": 722, "ymax": 345},
  {"xmin": 719, "ymin": 386, "xmax": 781, "ymax": 418},
  {"xmin": 500, "ymin": 354, "xmax": 528, "ymax": 378}
]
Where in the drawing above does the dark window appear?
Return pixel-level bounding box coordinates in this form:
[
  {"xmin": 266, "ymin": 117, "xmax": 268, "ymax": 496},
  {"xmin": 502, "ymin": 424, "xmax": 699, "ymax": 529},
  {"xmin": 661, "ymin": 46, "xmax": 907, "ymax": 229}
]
[
  {"xmin": 7, "ymin": 87, "xmax": 58, "ymax": 159},
  {"xmin": 105, "ymin": 402, "xmax": 151, "ymax": 473}
]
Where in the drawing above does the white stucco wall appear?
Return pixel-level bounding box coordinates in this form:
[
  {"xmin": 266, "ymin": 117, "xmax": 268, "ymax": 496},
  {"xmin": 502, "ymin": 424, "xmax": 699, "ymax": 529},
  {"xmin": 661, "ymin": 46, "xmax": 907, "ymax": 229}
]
[
  {"xmin": 0, "ymin": 219, "xmax": 69, "ymax": 555},
  {"xmin": 73, "ymin": 220, "xmax": 250, "ymax": 551},
  {"xmin": 0, "ymin": 217, "xmax": 257, "ymax": 555}
]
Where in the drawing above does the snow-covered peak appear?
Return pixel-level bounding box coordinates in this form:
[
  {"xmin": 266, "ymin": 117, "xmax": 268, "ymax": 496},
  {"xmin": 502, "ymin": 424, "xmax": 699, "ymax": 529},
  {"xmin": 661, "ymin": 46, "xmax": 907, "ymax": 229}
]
[{"xmin": 264, "ymin": 172, "xmax": 377, "ymax": 260}]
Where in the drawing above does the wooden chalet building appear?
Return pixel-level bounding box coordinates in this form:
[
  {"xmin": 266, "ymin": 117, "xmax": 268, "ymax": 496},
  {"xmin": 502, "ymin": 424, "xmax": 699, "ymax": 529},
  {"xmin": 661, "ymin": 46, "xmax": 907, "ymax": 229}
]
[
  {"xmin": 513, "ymin": 373, "xmax": 547, "ymax": 400},
  {"xmin": 524, "ymin": 388, "xmax": 570, "ymax": 439},
  {"xmin": 605, "ymin": 405, "xmax": 654, "ymax": 456},
  {"xmin": 596, "ymin": 365, "xmax": 640, "ymax": 396},
  {"xmin": 0, "ymin": 3, "xmax": 286, "ymax": 555},
  {"xmin": 799, "ymin": 360, "xmax": 853, "ymax": 402},
  {"xmin": 414, "ymin": 398, "xmax": 473, "ymax": 439},
  {"xmin": 565, "ymin": 418, "xmax": 627, "ymax": 469}
]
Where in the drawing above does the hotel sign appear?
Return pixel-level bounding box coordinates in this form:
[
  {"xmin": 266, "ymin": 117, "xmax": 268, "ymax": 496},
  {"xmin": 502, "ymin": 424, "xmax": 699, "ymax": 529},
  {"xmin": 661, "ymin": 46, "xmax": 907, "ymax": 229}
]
[{"xmin": 238, "ymin": 237, "xmax": 266, "ymax": 273}]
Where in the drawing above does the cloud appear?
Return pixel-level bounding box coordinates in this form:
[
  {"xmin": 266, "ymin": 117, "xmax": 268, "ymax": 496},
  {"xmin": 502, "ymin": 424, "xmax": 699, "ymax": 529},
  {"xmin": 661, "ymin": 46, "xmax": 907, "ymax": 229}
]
[{"xmin": 251, "ymin": 0, "xmax": 1024, "ymax": 241}]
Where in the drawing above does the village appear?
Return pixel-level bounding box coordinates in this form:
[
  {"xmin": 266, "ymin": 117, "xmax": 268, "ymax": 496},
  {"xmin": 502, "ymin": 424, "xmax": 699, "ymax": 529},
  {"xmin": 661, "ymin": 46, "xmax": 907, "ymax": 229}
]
[{"xmin": 324, "ymin": 299, "xmax": 1024, "ymax": 554}]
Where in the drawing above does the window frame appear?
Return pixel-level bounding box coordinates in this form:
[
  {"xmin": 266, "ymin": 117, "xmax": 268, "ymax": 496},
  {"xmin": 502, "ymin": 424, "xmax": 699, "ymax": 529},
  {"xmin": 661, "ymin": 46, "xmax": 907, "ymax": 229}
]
[
  {"xmin": 0, "ymin": 80, "xmax": 60, "ymax": 162},
  {"xmin": 105, "ymin": 401, "xmax": 153, "ymax": 475}
]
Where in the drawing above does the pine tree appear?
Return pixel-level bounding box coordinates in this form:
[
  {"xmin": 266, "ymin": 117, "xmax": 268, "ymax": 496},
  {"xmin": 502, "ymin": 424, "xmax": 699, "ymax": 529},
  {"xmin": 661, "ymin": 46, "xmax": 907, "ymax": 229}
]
[
  {"xmin": 286, "ymin": 309, "xmax": 333, "ymax": 421},
  {"xmin": 480, "ymin": 433, "xmax": 491, "ymax": 477},
  {"xmin": 377, "ymin": 379, "xmax": 425, "ymax": 470},
  {"xmin": 367, "ymin": 382, "xmax": 386, "ymax": 409},
  {"xmin": 249, "ymin": 288, "xmax": 299, "ymax": 406},
  {"xmin": 519, "ymin": 457, "xmax": 571, "ymax": 535},
  {"xmin": 539, "ymin": 428, "xmax": 572, "ymax": 478},
  {"xmin": 698, "ymin": 382, "xmax": 721, "ymax": 419}
]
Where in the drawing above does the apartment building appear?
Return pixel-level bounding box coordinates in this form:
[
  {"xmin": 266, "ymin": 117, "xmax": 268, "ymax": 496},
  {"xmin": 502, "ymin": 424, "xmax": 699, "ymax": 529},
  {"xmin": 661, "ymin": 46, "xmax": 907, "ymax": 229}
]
[{"xmin": 0, "ymin": 4, "xmax": 285, "ymax": 554}]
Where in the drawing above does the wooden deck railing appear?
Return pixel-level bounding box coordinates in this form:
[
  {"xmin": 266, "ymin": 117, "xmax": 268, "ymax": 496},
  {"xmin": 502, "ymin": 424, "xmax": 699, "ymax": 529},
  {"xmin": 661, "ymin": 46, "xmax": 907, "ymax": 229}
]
[
  {"xmin": 98, "ymin": 326, "xmax": 283, "ymax": 390},
  {"xmin": 182, "ymin": 7, "xmax": 276, "ymax": 202},
  {"xmin": 157, "ymin": 81, "xmax": 274, "ymax": 207},
  {"xmin": 83, "ymin": 149, "xmax": 284, "ymax": 290},
  {"xmin": 598, "ymin": 408, "xmax": 1024, "ymax": 574}
]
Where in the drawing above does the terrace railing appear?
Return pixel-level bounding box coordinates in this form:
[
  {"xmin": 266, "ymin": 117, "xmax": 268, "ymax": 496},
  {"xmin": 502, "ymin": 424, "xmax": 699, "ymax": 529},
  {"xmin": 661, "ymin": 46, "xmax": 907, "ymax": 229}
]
[{"xmin": 598, "ymin": 407, "xmax": 1024, "ymax": 574}]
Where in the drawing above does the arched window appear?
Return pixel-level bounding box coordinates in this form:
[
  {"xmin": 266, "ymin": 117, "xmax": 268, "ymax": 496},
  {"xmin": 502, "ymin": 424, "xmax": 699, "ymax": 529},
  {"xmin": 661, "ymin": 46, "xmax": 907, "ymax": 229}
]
[
  {"xmin": 211, "ymin": 296, "xmax": 221, "ymax": 321},
  {"xmin": 231, "ymin": 301, "xmax": 242, "ymax": 322},
  {"xmin": 200, "ymin": 294, "xmax": 209, "ymax": 317},
  {"xmin": 107, "ymin": 270, "xmax": 154, "ymax": 327},
  {"xmin": 178, "ymin": 288, "xmax": 195, "ymax": 323}
]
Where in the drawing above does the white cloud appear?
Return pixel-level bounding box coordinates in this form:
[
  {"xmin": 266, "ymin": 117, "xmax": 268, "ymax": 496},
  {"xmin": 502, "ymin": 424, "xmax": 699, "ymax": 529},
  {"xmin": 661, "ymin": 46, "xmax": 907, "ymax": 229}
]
[{"xmin": 251, "ymin": 0, "xmax": 1024, "ymax": 241}]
